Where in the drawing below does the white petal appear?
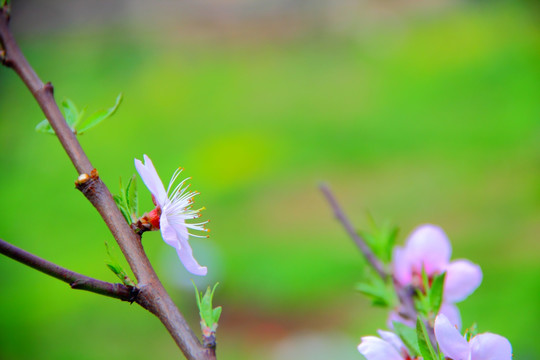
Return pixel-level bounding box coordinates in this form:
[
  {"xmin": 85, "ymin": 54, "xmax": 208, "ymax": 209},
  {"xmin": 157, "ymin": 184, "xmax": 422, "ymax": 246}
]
[
  {"xmin": 444, "ymin": 259, "xmax": 482, "ymax": 302},
  {"xmin": 160, "ymin": 215, "xmax": 180, "ymax": 248},
  {"xmin": 174, "ymin": 227, "xmax": 207, "ymax": 276},
  {"xmin": 470, "ymin": 333, "xmax": 512, "ymax": 360},
  {"xmin": 378, "ymin": 330, "xmax": 405, "ymax": 354},
  {"xmin": 439, "ymin": 302, "xmax": 462, "ymax": 331},
  {"xmin": 357, "ymin": 336, "xmax": 403, "ymax": 360},
  {"xmin": 434, "ymin": 314, "xmax": 470, "ymax": 360},
  {"xmin": 134, "ymin": 155, "xmax": 168, "ymax": 206},
  {"xmin": 405, "ymin": 224, "xmax": 451, "ymax": 275},
  {"xmin": 392, "ymin": 247, "xmax": 411, "ymax": 286}
]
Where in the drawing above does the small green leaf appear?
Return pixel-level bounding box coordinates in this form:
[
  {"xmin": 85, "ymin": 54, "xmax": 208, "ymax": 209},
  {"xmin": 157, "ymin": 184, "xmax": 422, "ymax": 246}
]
[
  {"xmin": 416, "ymin": 318, "xmax": 438, "ymax": 360},
  {"xmin": 126, "ymin": 175, "xmax": 138, "ymax": 222},
  {"xmin": 104, "ymin": 240, "xmax": 135, "ymax": 286},
  {"xmin": 77, "ymin": 93, "xmax": 123, "ymax": 134},
  {"xmin": 35, "ymin": 119, "xmax": 55, "ymax": 134},
  {"xmin": 429, "ymin": 272, "xmax": 446, "ymax": 314},
  {"xmin": 62, "ymin": 98, "xmax": 79, "ymax": 127},
  {"xmin": 212, "ymin": 306, "xmax": 222, "ymax": 323},
  {"xmin": 356, "ymin": 276, "xmax": 394, "ymax": 307},
  {"xmin": 393, "ymin": 322, "xmax": 420, "ymax": 357},
  {"xmin": 113, "ymin": 193, "xmax": 131, "ymax": 224}
]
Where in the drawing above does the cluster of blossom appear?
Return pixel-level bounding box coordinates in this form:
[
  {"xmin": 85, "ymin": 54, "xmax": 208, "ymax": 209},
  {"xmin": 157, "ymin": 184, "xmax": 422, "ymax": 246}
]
[{"xmin": 357, "ymin": 224, "xmax": 512, "ymax": 360}]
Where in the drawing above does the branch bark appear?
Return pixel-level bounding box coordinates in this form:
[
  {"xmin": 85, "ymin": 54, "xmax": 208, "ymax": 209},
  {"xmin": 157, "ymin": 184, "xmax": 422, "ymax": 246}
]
[
  {"xmin": 0, "ymin": 237, "xmax": 136, "ymax": 301},
  {"xmin": 319, "ymin": 183, "xmax": 388, "ymax": 280},
  {"xmin": 0, "ymin": 7, "xmax": 215, "ymax": 360}
]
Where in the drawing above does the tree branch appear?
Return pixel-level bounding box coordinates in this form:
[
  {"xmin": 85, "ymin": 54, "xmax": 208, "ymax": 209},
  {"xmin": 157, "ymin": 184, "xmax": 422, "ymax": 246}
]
[
  {"xmin": 0, "ymin": 237, "xmax": 136, "ymax": 301},
  {"xmin": 319, "ymin": 183, "xmax": 388, "ymax": 280},
  {"xmin": 0, "ymin": 7, "xmax": 214, "ymax": 360}
]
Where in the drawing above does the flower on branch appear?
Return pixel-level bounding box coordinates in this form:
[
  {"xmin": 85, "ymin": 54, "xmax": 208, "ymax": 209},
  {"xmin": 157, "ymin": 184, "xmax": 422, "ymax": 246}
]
[
  {"xmin": 391, "ymin": 224, "xmax": 482, "ymax": 328},
  {"xmin": 135, "ymin": 154, "xmax": 209, "ymax": 276},
  {"xmin": 358, "ymin": 330, "xmax": 419, "ymax": 360},
  {"xmin": 435, "ymin": 314, "xmax": 512, "ymax": 360}
]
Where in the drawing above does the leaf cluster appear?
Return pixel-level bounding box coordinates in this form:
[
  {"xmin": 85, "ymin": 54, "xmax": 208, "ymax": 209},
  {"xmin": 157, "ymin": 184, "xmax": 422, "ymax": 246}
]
[
  {"xmin": 36, "ymin": 93, "xmax": 122, "ymax": 135},
  {"xmin": 193, "ymin": 282, "xmax": 222, "ymax": 333},
  {"xmin": 113, "ymin": 175, "xmax": 139, "ymax": 225}
]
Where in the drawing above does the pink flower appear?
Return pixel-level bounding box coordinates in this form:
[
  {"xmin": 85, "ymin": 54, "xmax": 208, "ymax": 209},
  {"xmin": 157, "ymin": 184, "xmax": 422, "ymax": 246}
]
[
  {"xmin": 435, "ymin": 314, "xmax": 512, "ymax": 360},
  {"xmin": 358, "ymin": 330, "xmax": 418, "ymax": 360},
  {"xmin": 135, "ymin": 154, "xmax": 209, "ymax": 276},
  {"xmin": 392, "ymin": 224, "xmax": 483, "ymax": 328}
]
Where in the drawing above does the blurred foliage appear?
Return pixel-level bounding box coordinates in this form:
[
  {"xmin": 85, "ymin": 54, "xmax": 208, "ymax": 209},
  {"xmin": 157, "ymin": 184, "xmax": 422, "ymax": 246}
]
[{"xmin": 0, "ymin": 1, "xmax": 539, "ymax": 359}]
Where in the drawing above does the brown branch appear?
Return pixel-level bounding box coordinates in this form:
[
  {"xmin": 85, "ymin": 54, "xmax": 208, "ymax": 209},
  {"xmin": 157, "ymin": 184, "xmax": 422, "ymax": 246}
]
[
  {"xmin": 0, "ymin": 237, "xmax": 136, "ymax": 301},
  {"xmin": 319, "ymin": 183, "xmax": 388, "ymax": 280},
  {"xmin": 0, "ymin": 7, "xmax": 215, "ymax": 360}
]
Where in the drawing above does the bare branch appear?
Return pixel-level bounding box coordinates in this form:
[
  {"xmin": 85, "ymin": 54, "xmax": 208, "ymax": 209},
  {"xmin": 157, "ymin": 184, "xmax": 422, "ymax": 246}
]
[
  {"xmin": 0, "ymin": 237, "xmax": 136, "ymax": 301},
  {"xmin": 0, "ymin": 7, "xmax": 214, "ymax": 359},
  {"xmin": 319, "ymin": 183, "xmax": 388, "ymax": 280}
]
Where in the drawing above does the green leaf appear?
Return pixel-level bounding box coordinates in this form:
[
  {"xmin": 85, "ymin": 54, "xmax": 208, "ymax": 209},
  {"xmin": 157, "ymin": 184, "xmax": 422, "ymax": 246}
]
[
  {"xmin": 393, "ymin": 321, "xmax": 420, "ymax": 357},
  {"xmin": 429, "ymin": 272, "xmax": 446, "ymax": 314},
  {"xmin": 113, "ymin": 193, "xmax": 131, "ymax": 224},
  {"xmin": 76, "ymin": 93, "xmax": 123, "ymax": 134},
  {"xmin": 104, "ymin": 240, "xmax": 135, "ymax": 286},
  {"xmin": 212, "ymin": 306, "xmax": 222, "ymax": 323},
  {"xmin": 62, "ymin": 98, "xmax": 79, "ymax": 127},
  {"xmin": 416, "ymin": 318, "xmax": 438, "ymax": 360},
  {"xmin": 356, "ymin": 275, "xmax": 394, "ymax": 307},
  {"xmin": 35, "ymin": 119, "xmax": 55, "ymax": 134},
  {"xmin": 126, "ymin": 175, "xmax": 138, "ymax": 222}
]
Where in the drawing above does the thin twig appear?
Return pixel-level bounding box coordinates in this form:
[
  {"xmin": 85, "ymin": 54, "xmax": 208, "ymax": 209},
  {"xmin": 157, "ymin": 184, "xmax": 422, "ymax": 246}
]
[
  {"xmin": 320, "ymin": 184, "xmax": 437, "ymax": 345},
  {"xmin": 0, "ymin": 7, "xmax": 214, "ymax": 360},
  {"xmin": 0, "ymin": 237, "xmax": 136, "ymax": 301},
  {"xmin": 319, "ymin": 183, "xmax": 388, "ymax": 280}
]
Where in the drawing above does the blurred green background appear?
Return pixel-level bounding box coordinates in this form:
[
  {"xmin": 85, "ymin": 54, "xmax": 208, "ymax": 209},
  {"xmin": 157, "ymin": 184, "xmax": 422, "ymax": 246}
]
[{"xmin": 1, "ymin": 0, "xmax": 539, "ymax": 359}]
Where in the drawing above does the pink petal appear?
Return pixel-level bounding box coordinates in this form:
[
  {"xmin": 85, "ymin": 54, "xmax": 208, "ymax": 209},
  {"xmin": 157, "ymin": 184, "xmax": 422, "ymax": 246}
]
[
  {"xmin": 470, "ymin": 333, "xmax": 512, "ymax": 360},
  {"xmin": 357, "ymin": 336, "xmax": 403, "ymax": 360},
  {"xmin": 439, "ymin": 302, "xmax": 462, "ymax": 331},
  {"xmin": 134, "ymin": 155, "xmax": 168, "ymax": 207},
  {"xmin": 444, "ymin": 259, "xmax": 482, "ymax": 302},
  {"xmin": 378, "ymin": 330, "xmax": 405, "ymax": 354},
  {"xmin": 405, "ymin": 224, "xmax": 452, "ymax": 275},
  {"xmin": 175, "ymin": 227, "xmax": 207, "ymax": 276},
  {"xmin": 392, "ymin": 247, "xmax": 411, "ymax": 286},
  {"xmin": 434, "ymin": 314, "xmax": 470, "ymax": 360}
]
